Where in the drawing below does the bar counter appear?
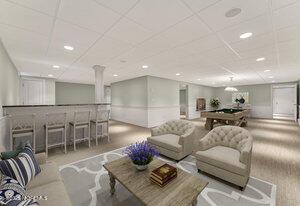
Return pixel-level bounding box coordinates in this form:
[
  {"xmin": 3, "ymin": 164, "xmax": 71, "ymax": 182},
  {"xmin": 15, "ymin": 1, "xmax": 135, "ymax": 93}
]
[{"xmin": 3, "ymin": 103, "xmax": 111, "ymax": 152}]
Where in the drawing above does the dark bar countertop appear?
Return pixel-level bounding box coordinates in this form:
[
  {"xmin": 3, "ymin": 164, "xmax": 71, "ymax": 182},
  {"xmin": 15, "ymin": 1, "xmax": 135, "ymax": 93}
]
[{"xmin": 2, "ymin": 103, "xmax": 111, "ymax": 108}]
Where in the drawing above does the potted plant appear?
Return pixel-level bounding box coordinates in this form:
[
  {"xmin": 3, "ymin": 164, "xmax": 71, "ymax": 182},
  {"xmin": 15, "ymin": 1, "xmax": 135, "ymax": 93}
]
[
  {"xmin": 124, "ymin": 141, "xmax": 159, "ymax": 171},
  {"xmin": 210, "ymin": 98, "xmax": 220, "ymax": 110}
]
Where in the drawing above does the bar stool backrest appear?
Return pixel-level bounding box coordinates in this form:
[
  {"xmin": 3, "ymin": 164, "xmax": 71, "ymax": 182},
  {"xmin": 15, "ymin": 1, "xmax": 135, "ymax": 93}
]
[
  {"xmin": 46, "ymin": 112, "xmax": 67, "ymax": 127},
  {"xmin": 9, "ymin": 114, "xmax": 35, "ymax": 131},
  {"xmin": 96, "ymin": 110, "xmax": 110, "ymax": 122},
  {"xmin": 74, "ymin": 111, "xmax": 91, "ymax": 124}
]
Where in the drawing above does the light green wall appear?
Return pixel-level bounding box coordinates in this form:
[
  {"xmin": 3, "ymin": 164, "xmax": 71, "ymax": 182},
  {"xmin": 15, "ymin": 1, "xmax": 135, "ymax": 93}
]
[
  {"xmin": 55, "ymin": 82, "xmax": 95, "ymax": 104},
  {"xmin": 147, "ymin": 76, "xmax": 179, "ymax": 107},
  {"xmin": 215, "ymin": 84, "xmax": 272, "ymax": 107},
  {"xmin": 111, "ymin": 76, "xmax": 148, "ymax": 107},
  {"xmin": 180, "ymin": 90, "xmax": 186, "ymax": 105},
  {"xmin": 187, "ymin": 83, "xmax": 215, "ymax": 108},
  {"xmin": 0, "ymin": 40, "xmax": 19, "ymax": 107}
]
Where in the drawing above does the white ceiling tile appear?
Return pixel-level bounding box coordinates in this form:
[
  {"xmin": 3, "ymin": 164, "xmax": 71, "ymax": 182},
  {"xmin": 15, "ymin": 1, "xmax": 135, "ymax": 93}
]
[
  {"xmin": 181, "ymin": 0, "xmax": 221, "ymax": 12},
  {"xmin": 51, "ymin": 19, "xmax": 100, "ymax": 49},
  {"xmin": 125, "ymin": 0, "xmax": 193, "ymax": 32},
  {"xmin": 273, "ymin": 2, "xmax": 300, "ymax": 29},
  {"xmin": 276, "ymin": 23, "xmax": 300, "ymax": 42},
  {"xmin": 105, "ymin": 18, "xmax": 153, "ymax": 45},
  {"xmin": 0, "ymin": 0, "xmax": 53, "ymax": 35},
  {"xmin": 7, "ymin": 0, "xmax": 60, "ymax": 16},
  {"xmin": 157, "ymin": 15, "xmax": 212, "ymax": 46},
  {"xmin": 271, "ymin": 0, "xmax": 300, "ymax": 10},
  {"xmin": 46, "ymin": 48, "xmax": 80, "ymax": 66},
  {"xmin": 218, "ymin": 14, "xmax": 273, "ymax": 44},
  {"xmin": 78, "ymin": 36, "xmax": 133, "ymax": 67},
  {"xmin": 198, "ymin": 0, "xmax": 269, "ymax": 31},
  {"xmin": 95, "ymin": 0, "xmax": 139, "ymax": 14},
  {"xmin": 176, "ymin": 34, "xmax": 223, "ymax": 54},
  {"xmin": 58, "ymin": 0, "xmax": 121, "ymax": 33},
  {"xmin": 229, "ymin": 32, "xmax": 275, "ymax": 54}
]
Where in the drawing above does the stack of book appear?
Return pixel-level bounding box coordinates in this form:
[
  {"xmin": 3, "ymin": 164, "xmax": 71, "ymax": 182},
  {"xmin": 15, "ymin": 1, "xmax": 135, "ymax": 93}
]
[{"xmin": 150, "ymin": 164, "xmax": 177, "ymax": 187}]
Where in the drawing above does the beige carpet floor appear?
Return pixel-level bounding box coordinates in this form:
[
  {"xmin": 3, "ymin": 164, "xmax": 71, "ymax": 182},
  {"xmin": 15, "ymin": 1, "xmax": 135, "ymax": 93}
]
[{"xmin": 48, "ymin": 118, "xmax": 300, "ymax": 206}]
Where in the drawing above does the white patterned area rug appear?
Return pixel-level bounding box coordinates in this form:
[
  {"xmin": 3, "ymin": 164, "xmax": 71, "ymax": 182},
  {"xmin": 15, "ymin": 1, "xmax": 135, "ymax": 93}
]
[{"xmin": 59, "ymin": 148, "xmax": 276, "ymax": 206}]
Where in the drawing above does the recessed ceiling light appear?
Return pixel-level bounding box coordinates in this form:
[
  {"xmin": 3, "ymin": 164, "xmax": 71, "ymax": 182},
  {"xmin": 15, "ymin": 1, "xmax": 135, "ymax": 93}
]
[
  {"xmin": 225, "ymin": 8, "xmax": 242, "ymax": 18},
  {"xmin": 64, "ymin": 45, "xmax": 74, "ymax": 51},
  {"xmin": 197, "ymin": 78, "xmax": 201, "ymax": 81},
  {"xmin": 268, "ymin": 76, "xmax": 274, "ymax": 79},
  {"xmin": 52, "ymin": 65, "xmax": 60, "ymax": 69},
  {"xmin": 175, "ymin": 73, "xmax": 181, "ymax": 76},
  {"xmin": 256, "ymin": 57, "xmax": 265, "ymax": 62},
  {"xmin": 271, "ymin": 80, "xmax": 275, "ymax": 83},
  {"xmin": 48, "ymin": 74, "xmax": 54, "ymax": 77},
  {"xmin": 240, "ymin": 32, "xmax": 253, "ymax": 39},
  {"xmin": 113, "ymin": 74, "xmax": 118, "ymax": 77},
  {"xmin": 142, "ymin": 65, "xmax": 149, "ymax": 69},
  {"xmin": 264, "ymin": 69, "xmax": 271, "ymax": 72}
]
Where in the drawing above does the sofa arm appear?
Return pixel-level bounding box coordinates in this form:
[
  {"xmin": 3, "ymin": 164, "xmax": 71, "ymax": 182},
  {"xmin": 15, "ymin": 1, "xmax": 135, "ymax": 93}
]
[
  {"xmin": 151, "ymin": 126, "xmax": 166, "ymax": 136},
  {"xmin": 178, "ymin": 129, "xmax": 194, "ymax": 145},
  {"xmin": 35, "ymin": 152, "xmax": 46, "ymax": 165},
  {"xmin": 198, "ymin": 133, "xmax": 214, "ymax": 151},
  {"xmin": 239, "ymin": 141, "xmax": 253, "ymax": 165}
]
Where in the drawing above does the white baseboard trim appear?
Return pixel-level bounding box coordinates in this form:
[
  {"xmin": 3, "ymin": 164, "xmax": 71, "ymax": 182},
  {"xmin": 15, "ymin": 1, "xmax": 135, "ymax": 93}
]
[{"xmin": 111, "ymin": 105, "xmax": 180, "ymax": 128}]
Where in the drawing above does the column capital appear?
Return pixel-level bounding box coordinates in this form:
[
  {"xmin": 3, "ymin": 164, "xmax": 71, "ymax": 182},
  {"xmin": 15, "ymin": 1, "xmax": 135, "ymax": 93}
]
[{"xmin": 93, "ymin": 65, "xmax": 105, "ymax": 71}]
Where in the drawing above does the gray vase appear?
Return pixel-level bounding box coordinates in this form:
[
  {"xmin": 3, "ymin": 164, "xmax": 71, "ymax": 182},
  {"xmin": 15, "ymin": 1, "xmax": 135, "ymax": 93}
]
[{"xmin": 134, "ymin": 164, "xmax": 148, "ymax": 171}]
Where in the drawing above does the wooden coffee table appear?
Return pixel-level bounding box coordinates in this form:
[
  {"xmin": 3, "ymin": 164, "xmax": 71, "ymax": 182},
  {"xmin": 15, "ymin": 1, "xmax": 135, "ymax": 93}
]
[{"xmin": 103, "ymin": 157, "xmax": 208, "ymax": 206}]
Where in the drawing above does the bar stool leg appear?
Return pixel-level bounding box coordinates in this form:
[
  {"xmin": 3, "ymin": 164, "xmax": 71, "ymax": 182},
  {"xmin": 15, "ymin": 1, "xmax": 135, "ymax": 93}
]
[
  {"xmin": 10, "ymin": 133, "xmax": 13, "ymax": 151},
  {"xmin": 64, "ymin": 126, "xmax": 67, "ymax": 154},
  {"xmin": 73, "ymin": 126, "xmax": 76, "ymax": 151},
  {"xmin": 88, "ymin": 123, "xmax": 91, "ymax": 148},
  {"xmin": 107, "ymin": 121, "xmax": 110, "ymax": 142},
  {"xmin": 45, "ymin": 128, "xmax": 48, "ymax": 158},
  {"xmin": 95, "ymin": 123, "xmax": 98, "ymax": 146},
  {"xmin": 33, "ymin": 129, "xmax": 36, "ymax": 153}
]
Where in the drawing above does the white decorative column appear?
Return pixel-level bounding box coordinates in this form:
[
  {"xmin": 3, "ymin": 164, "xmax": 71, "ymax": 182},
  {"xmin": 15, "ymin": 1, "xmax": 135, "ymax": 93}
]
[{"xmin": 93, "ymin": 65, "xmax": 105, "ymax": 103}]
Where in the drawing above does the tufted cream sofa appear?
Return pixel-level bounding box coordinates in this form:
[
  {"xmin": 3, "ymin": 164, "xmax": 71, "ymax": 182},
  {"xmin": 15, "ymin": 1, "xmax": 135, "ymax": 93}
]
[
  {"xmin": 195, "ymin": 126, "xmax": 253, "ymax": 189},
  {"xmin": 147, "ymin": 120, "xmax": 195, "ymax": 161}
]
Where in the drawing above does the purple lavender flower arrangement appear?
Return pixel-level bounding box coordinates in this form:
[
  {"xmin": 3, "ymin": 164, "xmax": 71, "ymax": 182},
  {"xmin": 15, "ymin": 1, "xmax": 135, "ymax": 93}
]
[{"xmin": 124, "ymin": 141, "xmax": 159, "ymax": 168}]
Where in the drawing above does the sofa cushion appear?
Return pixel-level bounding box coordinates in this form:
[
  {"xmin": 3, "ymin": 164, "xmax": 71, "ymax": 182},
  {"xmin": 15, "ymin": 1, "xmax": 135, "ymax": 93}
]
[
  {"xmin": 148, "ymin": 134, "xmax": 182, "ymax": 152},
  {"xmin": 26, "ymin": 162, "xmax": 61, "ymax": 190},
  {"xmin": 27, "ymin": 181, "xmax": 72, "ymax": 206},
  {"xmin": 195, "ymin": 146, "xmax": 247, "ymax": 175},
  {"xmin": 0, "ymin": 145, "xmax": 41, "ymax": 187}
]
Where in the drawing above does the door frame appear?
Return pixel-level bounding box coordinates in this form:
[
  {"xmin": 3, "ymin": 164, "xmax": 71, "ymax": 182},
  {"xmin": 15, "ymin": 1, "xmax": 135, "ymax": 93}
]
[{"xmin": 271, "ymin": 83, "xmax": 298, "ymax": 121}]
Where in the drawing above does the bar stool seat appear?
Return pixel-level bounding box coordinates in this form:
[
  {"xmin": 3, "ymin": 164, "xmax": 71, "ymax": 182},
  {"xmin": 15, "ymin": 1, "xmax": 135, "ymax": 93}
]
[
  {"xmin": 69, "ymin": 121, "xmax": 89, "ymax": 127},
  {"xmin": 10, "ymin": 114, "xmax": 36, "ymax": 152},
  {"xmin": 45, "ymin": 113, "xmax": 67, "ymax": 157}
]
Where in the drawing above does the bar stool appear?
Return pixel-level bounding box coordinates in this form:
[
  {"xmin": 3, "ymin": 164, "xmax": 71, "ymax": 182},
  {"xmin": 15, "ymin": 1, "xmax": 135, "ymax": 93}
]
[
  {"xmin": 90, "ymin": 110, "xmax": 110, "ymax": 145},
  {"xmin": 9, "ymin": 114, "xmax": 36, "ymax": 152},
  {"xmin": 45, "ymin": 112, "xmax": 67, "ymax": 157},
  {"xmin": 69, "ymin": 111, "xmax": 91, "ymax": 151}
]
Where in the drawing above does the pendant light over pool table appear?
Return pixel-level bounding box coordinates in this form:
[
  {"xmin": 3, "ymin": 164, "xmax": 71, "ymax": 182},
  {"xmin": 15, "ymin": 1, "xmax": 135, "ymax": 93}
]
[{"xmin": 224, "ymin": 77, "xmax": 238, "ymax": 92}]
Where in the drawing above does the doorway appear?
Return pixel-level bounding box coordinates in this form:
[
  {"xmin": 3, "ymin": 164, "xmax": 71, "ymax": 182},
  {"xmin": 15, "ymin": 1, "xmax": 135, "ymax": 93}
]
[
  {"xmin": 272, "ymin": 84, "xmax": 297, "ymax": 121},
  {"xmin": 21, "ymin": 78, "xmax": 45, "ymax": 105},
  {"xmin": 179, "ymin": 84, "xmax": 188, "ymax": 119}
]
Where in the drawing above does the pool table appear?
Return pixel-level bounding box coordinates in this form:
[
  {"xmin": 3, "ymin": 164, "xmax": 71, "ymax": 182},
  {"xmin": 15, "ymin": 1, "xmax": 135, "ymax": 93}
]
[{"xmin": 201, "ymin": 108, "xmax": 250, "ymax": 130}]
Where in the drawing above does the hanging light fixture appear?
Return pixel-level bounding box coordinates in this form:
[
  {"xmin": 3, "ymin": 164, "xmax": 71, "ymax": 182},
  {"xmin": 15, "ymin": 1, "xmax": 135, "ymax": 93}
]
[{"xmin": 224, "ymin": 77, "xmax": 238, "ymax": 92}]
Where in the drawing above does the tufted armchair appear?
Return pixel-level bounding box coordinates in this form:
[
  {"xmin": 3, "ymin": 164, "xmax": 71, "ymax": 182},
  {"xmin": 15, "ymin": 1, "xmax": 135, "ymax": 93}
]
[
  {"xmin": 195, "ymin": 126, "xmax": 253, "ymax": 190},
  {"xmin": 147, "ymin": 120, "xmax": 196, "ymax": 161}
]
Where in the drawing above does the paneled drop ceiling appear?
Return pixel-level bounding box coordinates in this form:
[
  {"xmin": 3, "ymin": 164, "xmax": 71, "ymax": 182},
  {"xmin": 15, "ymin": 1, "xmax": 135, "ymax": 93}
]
[{"xmin": 1, "ymin": 0, "xmax": 300, "ymax": 86}]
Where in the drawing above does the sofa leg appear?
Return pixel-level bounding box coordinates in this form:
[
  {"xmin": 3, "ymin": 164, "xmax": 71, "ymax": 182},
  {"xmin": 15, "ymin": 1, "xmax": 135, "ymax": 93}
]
[
  {"xmin": 197, "ymin": 169, "xmax": 201, "ymax": 173},
  {"xmin": 239, "ymin": 186, "xmax": 245, "ymax": 191}
]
